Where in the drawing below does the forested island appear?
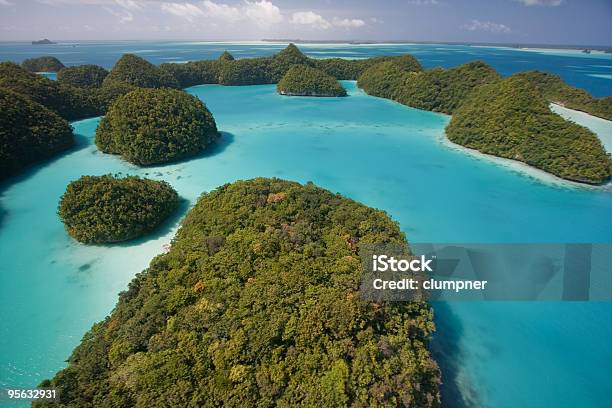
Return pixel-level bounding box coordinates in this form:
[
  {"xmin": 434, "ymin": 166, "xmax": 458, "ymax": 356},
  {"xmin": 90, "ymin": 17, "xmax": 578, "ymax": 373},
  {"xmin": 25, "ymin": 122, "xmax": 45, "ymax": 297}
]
[
  {"xmin": 515, "ymin": 71, "xmax": 612, "ymax": 121},
  {"xmin": 21, "ymin": 56, "xmax": 64, "ymax": 72},
  {"xmin": 0, "ymin": 87, "xmax": 73, "ymax": 180},
  {"xmin": 96, "ymin": 88, "xmax": 218, "ymax": 165},
  {"xmin": 447, "ymin": 76, "xmax": 611, "ymax": 184},
  {"xmin": 354, "ymin": 53, "xmax": 611, "ymax": 184},
  {"xmin": 57, "ymin": 64, "xmax": 109, "ymax": 88},
  {"xmin": 277, "ymin": 65, "xmax": 346, "ymax": 97},
  {"xmin": 32, "ymin": 39, "xmax": 56, "ymax": 45},
  {"xmin": 38, "ymin": 178, "xmax": 441, "ymax": 407},
  {"xmin": 58, "ymin": 175, "xmax": 179, "ymax": 244},
  {"xmin": 1, "ymin": 43, "xmax": 610, "ymax": 183},
  {"xmin": 359, "ymin": 60, "xmax": 500, "ymax": 114},
  {"xmin": 104, "ymin": 53, "xmax": 180, "ymax": 89}
]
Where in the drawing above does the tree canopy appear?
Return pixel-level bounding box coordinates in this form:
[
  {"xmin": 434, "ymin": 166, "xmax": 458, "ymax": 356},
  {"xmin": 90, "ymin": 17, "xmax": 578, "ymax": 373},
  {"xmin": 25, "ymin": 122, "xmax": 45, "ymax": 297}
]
[
  {"xmin": 156, "ymin": 45, "xmax": 422, "ymax": 88},
  {"xmin": 58, "ymin": 175, "xmax": 179, "ymax": 244},
  {"xmin": 218, "ymin": 51, "xmax": 235, "ymax": 62},
  {"xmin": 57, "ymin": 64, "xmax": 109, "ymax": 88},
  {"xmin": 0, "ymin": 62, "xmax": 102, "ymax": 121},
  {"xmin": 38, "ymin": 177, "xmax": 440, "ymax": 407},
  {"xmin": 446, "ymin": 75, "xmax": 611, "ymax": 184},
  {"xmin": 359, "ymin": 61, "xmax": 500, "ymax": 114},
  {"xmin": 95, "ymin": 87, "xmax": 218, "ymax": 165},
  {"xmin": 0, "ymin": 87, "xmax": 73, "ymax": 180},
  {"xmin": 161, "ymin": 60, "xmax": 222, "ymax": 88},
  {"xmin": 357, "ymin": 61, "xmax": 410, "ymax": 100},
  {"xmin": 277, "ymin": 65, "xmax": 347, "ymax": 97},
  {"xmin": 218, "ymin": 57, "xmax": 274, "ymax": 85},
  {"xmin": 21, "ymin": 56, "xmax": 65, "ymax": 72},
  {"xmin": 513, "ymin": 70, "xmax": 612, "ymax": 120},
  {"xmin": 104, "ymin": 54, "xmax": 180, "ymax": 89}
]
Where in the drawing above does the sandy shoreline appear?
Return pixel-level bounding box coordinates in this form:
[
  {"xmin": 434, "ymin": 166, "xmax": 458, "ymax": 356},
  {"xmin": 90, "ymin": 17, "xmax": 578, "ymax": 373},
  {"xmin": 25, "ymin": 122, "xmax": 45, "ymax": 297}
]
[
  {"xmin": 438, "ymin": 135, "xmax": 610, "ymax": 190},
  {"xmin": 550, "ymin": 103, "xmax": 612, "ymax": 153},
  {"xmin": 435, "ymin": 104, "xmax": 612, "ymax": 190}
]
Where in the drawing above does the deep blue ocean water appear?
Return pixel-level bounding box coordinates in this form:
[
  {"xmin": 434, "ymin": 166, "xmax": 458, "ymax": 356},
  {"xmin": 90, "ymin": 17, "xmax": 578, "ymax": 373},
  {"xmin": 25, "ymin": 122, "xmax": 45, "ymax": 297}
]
[{"xmin": 1, "ymin": 42, "xmax": 611, "ymax": 407}]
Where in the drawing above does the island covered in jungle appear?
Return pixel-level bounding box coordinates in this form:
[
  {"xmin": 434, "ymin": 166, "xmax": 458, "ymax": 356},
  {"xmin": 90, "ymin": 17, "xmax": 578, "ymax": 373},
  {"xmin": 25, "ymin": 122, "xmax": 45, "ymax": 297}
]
[{"xmin": 36, "ymin": 177, "xmax": 441, "ymax": 407}]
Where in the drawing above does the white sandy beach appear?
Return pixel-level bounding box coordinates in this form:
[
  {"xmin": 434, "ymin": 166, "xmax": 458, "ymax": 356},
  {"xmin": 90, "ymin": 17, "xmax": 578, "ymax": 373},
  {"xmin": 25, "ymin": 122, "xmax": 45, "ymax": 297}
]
[
  {"xmin": 550, "ymin": 103, "xmax": 612, "ymax": 153},
  {"xmin": 438, "ymin": 106, "xmax": 612, "ymax": 190}
]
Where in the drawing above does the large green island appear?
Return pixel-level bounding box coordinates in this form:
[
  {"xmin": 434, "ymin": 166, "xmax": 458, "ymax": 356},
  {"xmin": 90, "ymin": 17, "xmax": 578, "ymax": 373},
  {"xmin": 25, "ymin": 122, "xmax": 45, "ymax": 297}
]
[{"xmin": 37, "ymin": 178, "xmax": 441, "ymax": 407}]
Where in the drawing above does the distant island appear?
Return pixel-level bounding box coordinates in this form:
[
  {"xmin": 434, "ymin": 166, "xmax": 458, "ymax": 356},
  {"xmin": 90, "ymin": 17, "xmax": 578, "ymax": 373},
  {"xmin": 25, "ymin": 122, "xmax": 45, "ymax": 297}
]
[
  {"xmin": 261, "ymin": 40, "xmax": 612, "ymax": 53},
  {"xmin": 32, "ymin": 39, "xmax": 56, "ymax": 45}
]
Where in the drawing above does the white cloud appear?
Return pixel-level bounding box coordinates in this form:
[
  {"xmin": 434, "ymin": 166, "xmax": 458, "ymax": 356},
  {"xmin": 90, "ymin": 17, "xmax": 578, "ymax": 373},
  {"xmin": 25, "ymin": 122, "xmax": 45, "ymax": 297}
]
[
  {"xmin": 0, "ymin": 0, "xmax": 14, "ymax": 6},
  {"xmin": 243, "ymin": 0, "xmax": 283, "ymax": 28},
  {"xmin": 37, "ymin": 0, "xmax": 121, "ymax": 5},
  {"xmin": 289, "ymin": 11, "xmax": 365, "ymax": 30},
  {"xmin": 161, "ymin": 2, "xmax": 204, "ymax": 21},
  {"xmin": 406, "ymin": 0, "xmax": 438, "ymax": 4},
  {"xmin": 161, "ymin": 1, "xmax": 281, "ymax": 27},
  {"xmin": 200, "ymin": 0, "xmax": 241, "ymax": 21},
  {"xmin": 332, "ymin": 17, "xmax": 365, "ymax": 28},
  {"xmin": 462, "ymin": 19, "xmax": 511, "ymax": 33},
  {"xmin": 290, "ymin": 11, "xmax": 331, "ymax": 29},
  {"xmin": 104, "ymin": 6, "xmax": 134, "ymax": 23},
  {"xmin": 114, "ymin": 0, "xmax": 142, "ymax": 10},
  {"xmin": 517, "ymin": 0, "xmax": 563, "ymax": 6}
]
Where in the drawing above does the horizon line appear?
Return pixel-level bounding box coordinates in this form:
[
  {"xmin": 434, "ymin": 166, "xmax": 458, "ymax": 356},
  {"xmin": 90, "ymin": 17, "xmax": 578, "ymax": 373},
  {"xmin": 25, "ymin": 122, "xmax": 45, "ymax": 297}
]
[{"xmin": 1, "ymin": 38, "xmax": 611, "ymax": 50}]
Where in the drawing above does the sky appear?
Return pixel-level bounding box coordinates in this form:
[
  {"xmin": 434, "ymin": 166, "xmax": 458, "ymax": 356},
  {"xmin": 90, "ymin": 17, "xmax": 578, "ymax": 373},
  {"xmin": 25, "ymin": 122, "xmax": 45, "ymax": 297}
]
[{"xmin": 0, "ymin": 0, "xmax": 610, "ymax": 45}]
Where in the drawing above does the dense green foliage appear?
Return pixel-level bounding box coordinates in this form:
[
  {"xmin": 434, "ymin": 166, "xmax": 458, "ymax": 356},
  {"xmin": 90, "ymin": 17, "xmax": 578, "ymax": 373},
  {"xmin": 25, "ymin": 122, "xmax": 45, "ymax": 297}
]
[
  {"xmin": 160, "ymin": 60, "xmax": 221, "ymax": 88},
  {"xmin": 214, "ymin": 44, "xmax": 312, "ymax": 86},
  {"xmin": 312, "ymin": 54, "xmax": 422, "ymax": 81},
  {"xmin": 514, "ymin": 71, "xmax": 612, "ymax": 120},
  {"xmin": 57, "ymin": 64, "xmax": 109, "ymax": 88},
  {"xmin": 21, "ymin": 56, "xmax": 65, "ymax": 72},
  {"xmin": 0, "ymin": 87, "xmax": 73, "ymax": 180},
  {"xmin": 312, "ymin": 58, "xmax": 364, "ymax": 80},
  {"xmin": 357, "ymin": 61, "xmax": 411, "ymax": 100},
  {"xmin": 38, "ymin": 178, "xmax": 440, "ymax": 407},
  {"xmin": 0, "ymin": 62, "xmax": 102, "ymax": 121},
  {"xmin": 95, "ymin": 79, "xmax": 138, "ymax": 111},
  {"xmin": 267, "ymin": 43, "xmax": 311, "ymax": 81},
  {"xmin": 359, "ymin": 61, "xmax": 500, "ymax": 114},
  {"xmin": 155, "ymin": 45, "xmax": 422, "ymax": 88},
  {"xmin": 218, "ymin": 57, "xmax": 274, "ymax": 85},
  {"xmin": 218, "ymin": 51, "xmax": 235, "ymax": 62},
  {"xmin": 277, "ymin": 65, "xmax": 346, "ymax": 97},
  {"xmin": 96, "ymin": 88, "xmax": 218, "ymax": 165},
  {"xmin": 446, "ymin": 76, "xmax": 611, "ymax": 184},
  {"xmin": 58, "ymin": 175, "xmax": 179, "ymax": 244},
  {"xmin": 104, "ymin": 54, "xmax": 180, "ymax": 89}
]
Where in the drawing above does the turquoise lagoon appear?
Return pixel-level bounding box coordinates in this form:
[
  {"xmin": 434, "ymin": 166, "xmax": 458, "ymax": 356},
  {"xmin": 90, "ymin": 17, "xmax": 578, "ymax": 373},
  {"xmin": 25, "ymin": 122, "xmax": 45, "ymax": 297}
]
[{"xmin": 1, "ymin": 78, "xmax": 612, "ymax": 407}]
